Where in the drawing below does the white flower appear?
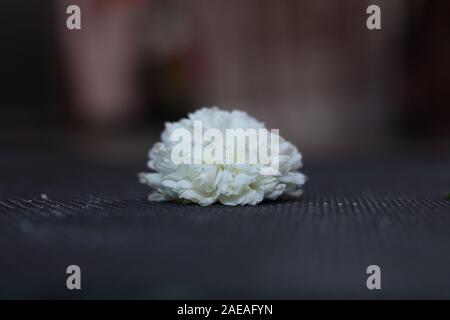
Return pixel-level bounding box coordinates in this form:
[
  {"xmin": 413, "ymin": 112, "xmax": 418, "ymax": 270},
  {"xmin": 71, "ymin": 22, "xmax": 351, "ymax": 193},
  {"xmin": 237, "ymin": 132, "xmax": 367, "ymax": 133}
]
[{"xmin": 139, "ymin": 107, "xmax": 306, "ymax": 206}]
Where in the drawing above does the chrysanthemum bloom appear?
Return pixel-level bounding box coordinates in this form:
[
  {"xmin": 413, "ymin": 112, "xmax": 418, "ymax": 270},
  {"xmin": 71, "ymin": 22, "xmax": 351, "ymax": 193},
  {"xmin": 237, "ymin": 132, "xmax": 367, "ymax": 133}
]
[{"xmin": 139, "ymin": 107, "xmax": 305, "ymax": 206}]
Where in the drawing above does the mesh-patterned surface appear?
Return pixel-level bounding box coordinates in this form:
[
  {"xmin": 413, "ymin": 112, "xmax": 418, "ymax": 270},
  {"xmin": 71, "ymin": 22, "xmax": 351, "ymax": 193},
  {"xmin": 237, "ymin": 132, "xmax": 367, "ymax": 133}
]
[{"xmin": 1, "ymin": 151, "xmax": 450, "ymax": 298}]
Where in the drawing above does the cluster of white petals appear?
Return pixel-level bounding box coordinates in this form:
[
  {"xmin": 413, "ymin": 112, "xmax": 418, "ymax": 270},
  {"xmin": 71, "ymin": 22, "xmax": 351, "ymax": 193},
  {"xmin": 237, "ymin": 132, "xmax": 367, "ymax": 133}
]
[{"xmin": 139, "ymin": 107, "xmax": 306, "ymax": 206}]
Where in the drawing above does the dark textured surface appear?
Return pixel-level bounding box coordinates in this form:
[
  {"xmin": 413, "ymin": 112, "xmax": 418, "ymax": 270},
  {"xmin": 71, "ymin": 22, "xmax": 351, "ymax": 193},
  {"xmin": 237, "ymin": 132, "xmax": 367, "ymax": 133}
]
[{"xmin": 1, "ymin": 150, "xmax": 450, "ymax": 299}]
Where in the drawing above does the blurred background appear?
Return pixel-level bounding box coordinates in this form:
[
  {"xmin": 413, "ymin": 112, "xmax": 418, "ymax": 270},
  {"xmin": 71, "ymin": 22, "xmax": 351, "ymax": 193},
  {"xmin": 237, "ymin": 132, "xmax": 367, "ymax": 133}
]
[
  {"xmin": 0, "ymin": 0, "xmax": 449, "ymax": 162},
  {"xmin": 1, "ymin": 0, "xmax": 450, "ymax": 300}
]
